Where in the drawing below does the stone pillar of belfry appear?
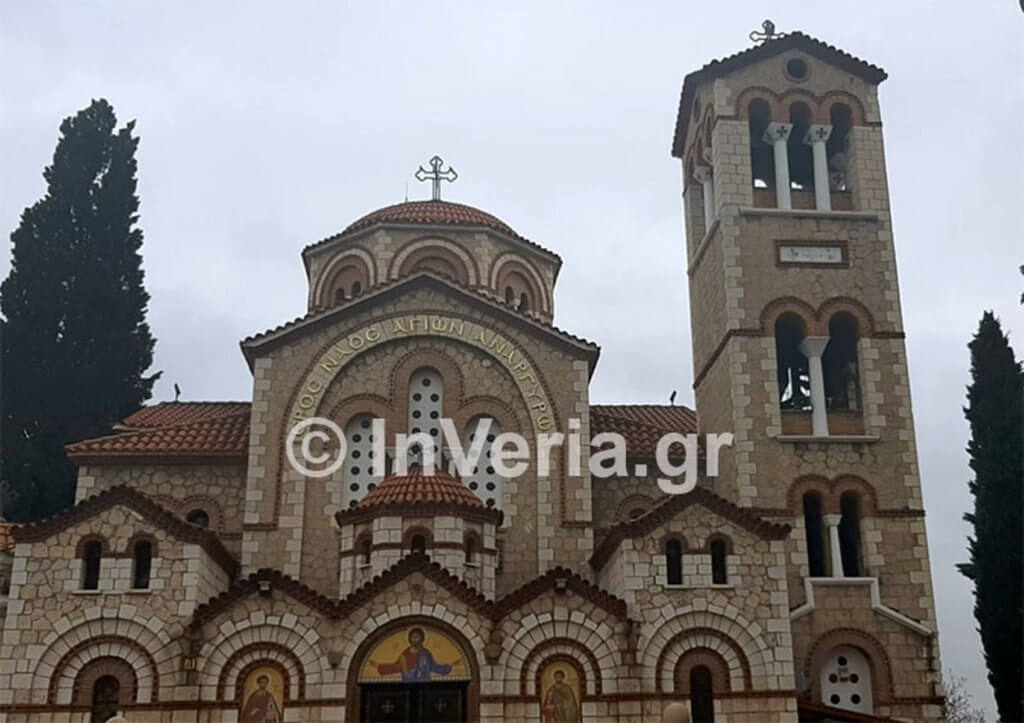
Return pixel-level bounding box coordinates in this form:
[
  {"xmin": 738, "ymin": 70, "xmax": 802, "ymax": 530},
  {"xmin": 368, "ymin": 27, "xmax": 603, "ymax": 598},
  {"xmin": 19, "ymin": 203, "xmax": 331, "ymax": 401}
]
[
  {"xmin": 799, "ymin": 336, "xmax": 831, "ymax": 437},
  {"xmin": 662, "ymin": 702, "xmax": 691, "ymax": 723},
  {"xmin": 694, "ymin": 165, "xmax": 715, "ymax": 230},
  {"xmin": 824, "ymin": 513, "xmax": 844, "ymax": 578},
  {"xmin": 763, "ymin": 122, "xmax": 794, "ymax": 209},
  {"xmin": 804, "ymin": 124, "xmax": 834, "ymax": 211}
]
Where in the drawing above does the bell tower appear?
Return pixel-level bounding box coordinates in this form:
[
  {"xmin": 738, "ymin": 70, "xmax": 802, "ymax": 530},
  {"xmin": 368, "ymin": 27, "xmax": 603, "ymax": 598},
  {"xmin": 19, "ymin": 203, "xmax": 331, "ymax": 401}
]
[{"xmin": 673, "ymin": 26, "xmax": 944, "ymax": 719}]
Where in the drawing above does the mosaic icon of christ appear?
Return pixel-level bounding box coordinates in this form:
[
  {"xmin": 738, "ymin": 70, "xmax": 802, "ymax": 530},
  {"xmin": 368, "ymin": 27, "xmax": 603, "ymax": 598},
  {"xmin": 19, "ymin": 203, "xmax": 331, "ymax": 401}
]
[{"xmin": 370, "ymin": 627, "xmax": 460, "ymax": 681}]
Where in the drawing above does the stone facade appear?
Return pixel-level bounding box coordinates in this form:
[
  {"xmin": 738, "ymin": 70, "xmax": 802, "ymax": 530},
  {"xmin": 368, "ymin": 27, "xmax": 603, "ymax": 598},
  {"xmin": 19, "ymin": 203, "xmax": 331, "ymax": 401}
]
[{"xmin": 0, "ymin": 30, "xmax": 943, "ymax": 723}]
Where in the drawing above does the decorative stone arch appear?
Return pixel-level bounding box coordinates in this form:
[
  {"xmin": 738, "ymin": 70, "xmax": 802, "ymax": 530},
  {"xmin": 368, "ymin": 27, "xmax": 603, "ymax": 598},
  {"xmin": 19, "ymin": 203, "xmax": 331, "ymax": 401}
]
[
  {"xmin": 735, "ymin": 86, "xmax": 784, "ymax": 121},
  {"xmin": 704, "ymin": 533, "xmax": 734, "ymax": 555},
  {"xmin": 760, "ymin": 297, "xmax": 817, "ymax": 335},
  {"xmin": 832, "ymin": 475, "xmax": 879, "ymax": 516},
  {"xmin": 660, "ymin": 532, "xmax": 693, "ymax": 551},
  {"xmin": 402, "ymin": 526, "xmax": 434, "ymax": 553},
  {"xmin": 502, "ymin": 612, "xmax": 621, "ymax": 695},
  {"xmin": 328, "ymin": 393, "xmax": 396, "ymax": 431},
  {"xmin": 804, "ymin": 627, "xmax": 894, "ymax": 705},
  {"xmin": 490, "ymin": 253, "xmax": 551, "ymax": 315},
  {"xmin": 123, "ymin": 531, "xmax": 160, "ymax": 558},
  {"xmin": 817, "ymin": 297, "xmax": 876, "ymax": 338},
  {"xmin": 782, "ymin": 89, "xmax": 829, "ymax": 124},
  {"xmin": 388, "ymin": 347, "xmax": 467, "ymax": 424},
  {"xmin": 787, "ymin": 474, "xmax": 879, "ymax": 516},
  {"xmin": 33, "ymin": 615, "xmax": 176, "ymax": 706},
  {"xmin": 520, "ymin": 639, "xmax": 602, "ymax": 696},
  {"xmin": 199, "ymin": 621, "xmax": 324, "ymax": 701},
  {"xmin": 71, "ymin": 656, "xmax": 138, "ymax": 707},
  {"xmin": 390, "ymin": 237, "xmax": 479, "ymax": 286},
  {"xmin": 174, "ymin": 496, "xmax": 223, "ymax": 531},
  {"xmin": 75, "ymin": 534, "xmax": 110, "ymax": 557},
  {"xmin": 673, "ymin": 646, "xmax": 732, "ymax": 694},
  {"xmin": 656, "ymin": 627, "xmax": 751, "ymax": 693},
  {"xmin": 312, "ymin": 247, "xmax": 378, "ymax": 307},
  {"xmin": 641, "ymin": 610, "xmax": 767, "ymax": 693},
  {"xmin": 615, "ymin": 494, "xmax": 656, "ymax": 523},
  {"xmin": 454, "ymin": 395, "xmax": 526, "ymax": 438},
  {"xmin": 49, "ymin": 635, "xmax": 159, "ymax": 704},
  {"xmin": 217, "ymin": 642, "xmax": 306, "ymax": 701},
  {"xmin": 820, "ymin": 90, "xmax": 868, "ymax": 127},
  {"xmin": 344, "ymin": 614, "xmax": 483, "ymax": 723}
]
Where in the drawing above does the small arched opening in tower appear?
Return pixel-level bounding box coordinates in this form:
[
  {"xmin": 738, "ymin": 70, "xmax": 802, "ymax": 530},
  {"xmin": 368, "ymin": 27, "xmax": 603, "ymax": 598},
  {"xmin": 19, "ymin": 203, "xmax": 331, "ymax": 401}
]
[
  {"xmin": 787, "ymin": 102, "xmax": 814, "ymax": 194},
  {"xmin": 689, "ymin": 665, "xmax": 716, "ymax": 722},
  {"xmin": 827, "ymin": 103, "xmax": 853, "ymax": 192},
  {"xmin": 823, "ymin": 312, "xmax": 861, "ymax": 412},
  {"xmin": 665, "ymin": 538, "xmax": 684, "ymax": 585},
  {"xmin": 747, "ymin": 98, "xmax": 775, "ymax": 190},
  {"xmin": 839, "ymin": 491, "xmax": 863, "ymax": 576},
  {"xmin": 803, "ymin": 492, "xmax": 826, "ymax": 577},
  {"xmin": 774, "ymin": 313, "xmax": 810, "ymax": 410}
]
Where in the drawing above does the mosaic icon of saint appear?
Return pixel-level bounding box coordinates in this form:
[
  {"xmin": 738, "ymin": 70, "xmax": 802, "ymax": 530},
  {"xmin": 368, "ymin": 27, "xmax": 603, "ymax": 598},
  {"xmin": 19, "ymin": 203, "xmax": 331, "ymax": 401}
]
[
  {"xmin": 240, "ymin": 674, "xmax": 282, "ymax": 723},
  {"xmin": 542, "ymin": 669, "xmax": 580, "ymax": 723},
  {"xmin": 371, "ymin": 627, "xmax": 459, "ymax": 681}
]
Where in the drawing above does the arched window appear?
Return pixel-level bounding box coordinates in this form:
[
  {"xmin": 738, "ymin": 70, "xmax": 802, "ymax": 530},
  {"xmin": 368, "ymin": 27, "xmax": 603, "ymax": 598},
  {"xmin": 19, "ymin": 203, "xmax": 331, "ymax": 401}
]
[
  {"xmin": 334, "ymin": 287, "xmax": 346, "ymax": 304},
  {"xmin": 411, "ymin": 255, "xmax": 460, "ymax": 280},
  {"xmin": 131, "ymin": 540, "xmax": 152, "ymax": 590},
  {"xmin": 519, "ymin": 292, "xmax": 530, "ymax": 312},
  {"xmin": 343, "ymin": 414, "xmax": 384, "ymax": 509},
  {"xmin": 358, "ymin": 536, "xmax": 372, "ymax": 566},
  {"xmin": 823, "ymin": 312, "xmax": 861, "ymax": 411},
  {"xmin": 351, "ymin": 280, "xmax": 362, "ymax": 296},
  {"xmin": 748, "ymin": 99, "xmax": 774, "ymax": 189},
  {"xmin": 410, "ymin": 534, "xmax": 427, "ymax": 555},
  {"xmin": 90, "ymin": 675, "xmax": 120, "ymax": 723},
  {"xmin": 819, "ymin": 645, "xmax": 873, "ymax": 714},
  {"xmin": 787, "ymin": 102, "xmax": 814, "ymax": 191},
  {"xmin": 505, "ymin": 286, "xmax": 515, "ymax": 305},
  {"xmin": 186, "ymin": 509, "xmax": 210, "ymax": 528},
  {"xmin": 775, "ymin": 313, "xmax": 810, "ymax": 409},
  {"xmin": 710, "ymin": 539, "xmax": 728, "ymax": 584},
  {"xmin": 628, "ymin": 507, "xmax": 647, "ymax": 520},
  {"xmin": 464, "ymin": 416, "xmax": 502, "ymax": 509},
  {"xmin": 81, "ymin": 540, "xmax": 102, "ymax": 591},
  {"xmin": 408, "ymin": 368, "xmax": 444, "ymax": 466},
  {"xmin": 666, "ymin": 539, "xmax": 683, "ymax": 585},
  {"xmin": 464, "ymin": 534, "xmax": 477, "ymax": 565},
  {"xmin": 839, "ymin": 492, "xmax": 862, "ymax": 577},
  {"xmin": 827, "ymin": 104, "xmax": 853, "ymax": 191},
  {"xmin": 690, "ymin": 665, "xmax": 715, "ymax": 722},
  {"xmin": 803, "ymin": 492, "xmax": 826, "ymax": 577}
]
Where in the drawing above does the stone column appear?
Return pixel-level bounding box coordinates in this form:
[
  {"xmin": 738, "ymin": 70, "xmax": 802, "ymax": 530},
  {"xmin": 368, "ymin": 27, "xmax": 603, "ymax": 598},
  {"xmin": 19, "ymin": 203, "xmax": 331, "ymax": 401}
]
[
  {"xmin": 804, "ymin": 124, "xmax": 833, "ymax": 211},
  {"xmin": 763, "ymin": 122, "xmax": 793, "ymax": 209},
  {"xmin": 824, "ymin": 513, "xmax": 844, "ymax": 578},
  {"xmin": 799, "ymin": 336, "xmax": 831, "ymax": 437},
  {"xmin": 694, "ymin": 165, "xmax": 715, "ymax": 230}
]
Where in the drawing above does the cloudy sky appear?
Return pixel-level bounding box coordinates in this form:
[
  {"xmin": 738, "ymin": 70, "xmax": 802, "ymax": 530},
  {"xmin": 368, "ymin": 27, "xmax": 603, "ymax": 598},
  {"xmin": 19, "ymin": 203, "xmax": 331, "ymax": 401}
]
[{"xmin": 1, "ymin": 0, "xmax": 1020, "ymax": 715}]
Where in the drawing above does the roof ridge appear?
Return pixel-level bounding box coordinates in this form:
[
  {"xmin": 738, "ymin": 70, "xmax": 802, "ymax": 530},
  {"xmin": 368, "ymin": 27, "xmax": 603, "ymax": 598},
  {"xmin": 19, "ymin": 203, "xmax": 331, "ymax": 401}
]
[{"xmin": 68, "ymin": 408, "xmax": 251, "ymax": 452}]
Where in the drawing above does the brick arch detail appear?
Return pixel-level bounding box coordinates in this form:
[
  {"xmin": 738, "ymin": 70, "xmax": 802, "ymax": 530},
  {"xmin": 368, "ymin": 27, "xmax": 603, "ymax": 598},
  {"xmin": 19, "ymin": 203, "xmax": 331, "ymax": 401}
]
[
  {"xmin": 50, "ymin": 635, "xmax": 159, "ymax": 705},
  {"xmin": 312, "ymin": 247, "xmax": 379, "ymax": 306},
  {"xmin": 71, "ymin": 656, "xmax": 139, "ymax": 707},
  {"xmin": 788, "ymin": 474, "xmax": 879, "ymax": 516},
  {"xmin": 673, "ymin": 646, "xmax": 732, "ymax": 694},
  {"xmin": 804, "ymin": 627, "xmax": 894, "ymax": 704},
  {"xmin": 760, "ymin": 297, "xmax": 817, "ymax": 336},
  {"xmin": 75, "ymin": 534, "xmax": 110, "ymax": 557},
  {"xmin": 761, "ymin": 296, "xmax": 878, "ymax": 337},
  {"xmin": 198, "ymin": 622, "xmax": 324, "ymax": 701},
  {"xmin": 661, "ymin": 532, "xmax": 693, "ymax": 552},
  {"xmin": 217, "ymin": 642, "xmax": 306, "ymax": 701},
  {"xmin": 123, "ymin": 531, "xmax": 160, "ymax": 559},
  {"xmin": 820, "ymin": 91, "xmax": 868, "ymax": 126},
  {"xmin": 490, "ymin": 253, "xmax": 551, "ymax": 314},
  {"xmin": 704, "ymin": 533, "xmax": 734, "ymax": 555},
  {"xmin": 390, "ymin": 237, "xmax": 479, "ymax": 286},
  {"xmin": 734, "ymin": 86, "xmax": 867, "ymax": 126},
  {"xmin": 503, "ymin": 614, "xmax": 621, "ymax": 695},
  {"xmin": 640, "ymin": 609, "xmax": 768, "ymax": 692},
  {"xmin": 454, "ymin": 395, "xmax": 526, "ymax": 438},
  {"xmin": 520, "ymin": 639, "xmax": 602, "ymax": 696},
  {"xmin": 328, "ymin": 394, "xmax": 400, "ymax": 437},
  {"xmin": 33, "ymin": 615, "xmax": 178, "ymax": 706},
  {"xmin": 389, "ymin": 347, "xmax": 467, "ymax": 424},
  {"xmin": 818, "ymin": 297, "xmax": 876, "ymax": 337},
  {"xmin": 655, "ymin": 627, "xmax": 752, "ymax": 693},
  {"xmin": 615, "ymin": 494, "xmax": 656, "ymax": 523}
]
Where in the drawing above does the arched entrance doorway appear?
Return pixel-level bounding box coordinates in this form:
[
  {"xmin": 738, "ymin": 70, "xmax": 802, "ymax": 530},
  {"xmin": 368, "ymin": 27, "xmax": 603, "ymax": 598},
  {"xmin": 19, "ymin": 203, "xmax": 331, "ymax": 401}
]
[{"xmin": 348, "ymin": 617, "xmax": 479, "ymax": 723}]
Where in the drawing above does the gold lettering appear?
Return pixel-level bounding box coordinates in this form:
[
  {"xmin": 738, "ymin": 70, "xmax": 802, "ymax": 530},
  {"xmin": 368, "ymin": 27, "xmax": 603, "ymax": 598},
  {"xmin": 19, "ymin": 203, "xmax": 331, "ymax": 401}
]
[
  {"xmin": 430, "ymin": 316, "xmax": 448, "ymax": 333},
  {"xmin": 299, "ymin": 394, "xmax": 316, "ymax": 410},
  {"xmin": 366, "ymin": 326, "xmax": 381, "ymax": 343},
  {"xmin": 391, "ymin": 318, "xmax": 407, "ymax": 334},
  {"xmin": 449, "ymin": 319, "xmax": 465, "ymax": 337},
  {"xmin": 306, "ymin": 379, "xmax": 323, "ymax": 394},
  {"xmin": 320, "ymin": 354, "xmax": 341, "ymax": 373},
  {"xmin": 349, "ymin": 334, "xmax": 365, "ymax": 350}
]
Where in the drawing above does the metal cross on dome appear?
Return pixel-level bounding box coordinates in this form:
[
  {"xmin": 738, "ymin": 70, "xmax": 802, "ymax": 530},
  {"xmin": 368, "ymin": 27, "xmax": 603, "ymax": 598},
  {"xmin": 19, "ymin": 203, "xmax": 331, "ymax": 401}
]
[{"xmin": 415, "ymin": 155, "xmax": 458, "ymax": 201}]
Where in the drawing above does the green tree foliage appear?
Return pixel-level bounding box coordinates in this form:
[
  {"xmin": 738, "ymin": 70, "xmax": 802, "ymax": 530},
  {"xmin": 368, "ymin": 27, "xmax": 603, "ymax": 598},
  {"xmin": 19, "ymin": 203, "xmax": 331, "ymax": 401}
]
[
  {"xmin": 957, "ymin": 312, "xmax": 1023, "ymax": 722},
  {"xmin": 1, "ymin": 99, "xmax": 158, "ymax": 521}
]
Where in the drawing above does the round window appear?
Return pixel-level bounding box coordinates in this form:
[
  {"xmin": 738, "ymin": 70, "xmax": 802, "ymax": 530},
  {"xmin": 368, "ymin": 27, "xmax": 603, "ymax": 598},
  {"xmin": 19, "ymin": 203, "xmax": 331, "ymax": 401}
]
[{"xmin": 785, "ymin": 57, "xmax": 810, "ymax": 81}]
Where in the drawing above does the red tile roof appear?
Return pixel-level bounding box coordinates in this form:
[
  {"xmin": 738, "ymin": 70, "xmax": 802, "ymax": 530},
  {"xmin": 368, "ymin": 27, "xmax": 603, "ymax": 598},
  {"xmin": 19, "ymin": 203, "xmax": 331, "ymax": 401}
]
[
  {"xmin": 119, "ymin": 401, "xmax": 251, "ymax": 429},
  {"xmin": 67, "ymin": 408, "xmax": 250, "ymax": 462},
  {"xmin": 672, "ymin": 31, "xmax": 887, "ymax": 157},
  {"xmin": 359, "ymin": 466, "xmax": 485, "ymax": 509},
  {"xmin": 303, "ymin": 200, "xmax": 560, "ymax": 262},
  {"xmin": 72, "ymin": 402, "xmax": 700, "ymax": 462},
  {"xmin": 590, "ymin": 404, "xmax": 697, "ymax": 458}
]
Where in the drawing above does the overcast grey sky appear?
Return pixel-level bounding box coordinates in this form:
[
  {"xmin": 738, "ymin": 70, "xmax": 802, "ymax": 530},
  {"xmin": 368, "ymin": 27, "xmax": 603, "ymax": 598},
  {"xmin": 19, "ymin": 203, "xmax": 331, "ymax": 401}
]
[{"xmin": 1, "ymin": 1, "xmax": 1020, "ymax": 716}]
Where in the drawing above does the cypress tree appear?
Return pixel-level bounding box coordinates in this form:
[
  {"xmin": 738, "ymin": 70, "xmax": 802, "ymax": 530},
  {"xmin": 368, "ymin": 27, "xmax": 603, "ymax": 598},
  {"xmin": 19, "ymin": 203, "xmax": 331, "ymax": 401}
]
[
  {"xmin": 0, "ymin": 99, "xmax": 159, "ymax": 521},
  {"xmin": 957, "ymin": 311, "xmax": 1023, "ymax": 721}
]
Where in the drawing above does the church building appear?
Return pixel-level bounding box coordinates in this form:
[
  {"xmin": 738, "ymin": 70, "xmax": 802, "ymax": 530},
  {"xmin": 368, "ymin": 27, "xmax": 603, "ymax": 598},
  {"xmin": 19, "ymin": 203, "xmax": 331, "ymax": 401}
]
[{"xmin": 0, "ymin": 28, "xmax": 944, "ymax": 723}]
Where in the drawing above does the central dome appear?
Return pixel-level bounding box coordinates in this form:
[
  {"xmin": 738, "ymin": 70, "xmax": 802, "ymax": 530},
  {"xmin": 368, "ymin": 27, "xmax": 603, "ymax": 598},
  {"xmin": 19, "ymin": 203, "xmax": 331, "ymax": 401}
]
[{"xmin": 341, "ymin": 200, "xmax": 522, "ymax": 240}]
